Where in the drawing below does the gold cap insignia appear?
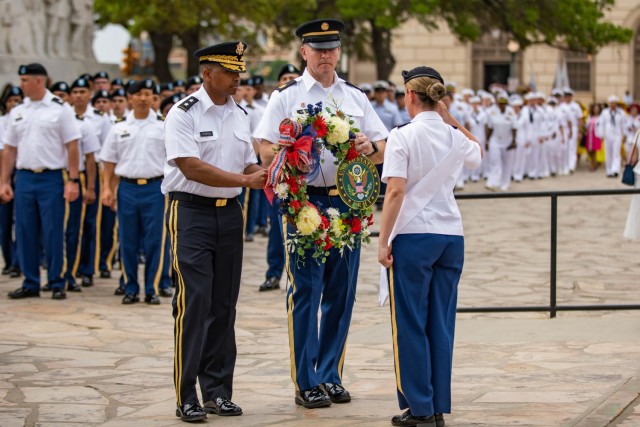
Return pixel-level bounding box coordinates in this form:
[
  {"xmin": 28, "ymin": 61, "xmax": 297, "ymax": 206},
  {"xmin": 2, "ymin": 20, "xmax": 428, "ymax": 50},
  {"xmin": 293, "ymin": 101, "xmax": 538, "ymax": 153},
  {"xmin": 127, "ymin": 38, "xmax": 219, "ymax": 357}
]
[
  {"xmin": 236, "ymin": 42, "xmax": 244, "ymax": 56},
  {"xmin": 321, "ymin": 22, "xmax": 329, "ymax": 31}
]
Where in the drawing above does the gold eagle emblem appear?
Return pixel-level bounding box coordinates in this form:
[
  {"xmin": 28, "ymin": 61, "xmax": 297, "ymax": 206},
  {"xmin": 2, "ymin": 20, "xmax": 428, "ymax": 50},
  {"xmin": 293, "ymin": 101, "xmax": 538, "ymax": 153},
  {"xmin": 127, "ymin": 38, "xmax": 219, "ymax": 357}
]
[
  {"xmin": 236, "ymin": 42, "xmax": 244, "ymax": 56},
  {"xmin": 321, "ymin": 22, "xmax": 329, "ymax": 31}
]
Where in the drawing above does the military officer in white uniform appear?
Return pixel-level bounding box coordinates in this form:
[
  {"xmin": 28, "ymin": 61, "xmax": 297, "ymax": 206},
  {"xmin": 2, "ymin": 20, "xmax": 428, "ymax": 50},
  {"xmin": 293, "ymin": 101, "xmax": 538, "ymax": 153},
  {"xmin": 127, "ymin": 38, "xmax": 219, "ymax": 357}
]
[
  {"xmin": 162, "ymin": 42, "xmax": 266, "ymax": 422},
  {"xmin": 255, "ymin": 19, "xmax": 388, "ymax": 409}
]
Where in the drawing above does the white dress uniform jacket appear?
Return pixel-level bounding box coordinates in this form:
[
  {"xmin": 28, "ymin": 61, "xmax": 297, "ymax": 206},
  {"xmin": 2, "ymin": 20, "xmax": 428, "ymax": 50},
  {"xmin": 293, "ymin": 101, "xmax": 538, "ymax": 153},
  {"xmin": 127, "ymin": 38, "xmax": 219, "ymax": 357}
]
[
  {"xmin": 253, "ymin": 69, "xmax": 389, "ymax": 187},
  {"xmin": 3, "ymin": 90, "xmax": 80, "ymax": 170},
  {"xmin": 162, "ymin": 86, "xmax": 257, "ymax": 198},
  {"xmin": 100, "ymin": 110, "xmax": 166, "ymax": 179}
]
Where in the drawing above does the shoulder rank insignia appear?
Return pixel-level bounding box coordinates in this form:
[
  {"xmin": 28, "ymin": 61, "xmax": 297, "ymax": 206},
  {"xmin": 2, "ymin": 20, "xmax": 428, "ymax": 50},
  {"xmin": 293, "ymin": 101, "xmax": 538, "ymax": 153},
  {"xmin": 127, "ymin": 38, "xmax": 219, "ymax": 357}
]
[
  {"xmin": 235, "ymin": 103, "xmax": 248, "ymax": 115},
  {"xmin": 93, "ymin": 109, "xmax": 104, "ymax": 116},
  {"xmin": 75, "ymin": 114, "xmax": 84, "ymax": 121},
  {"xmin": 276, "ymin": 80, "xmax": 298, "ymax": 92},
  {"xmin": 344, "ymin": 80, "xmax": 364, "ymax": 93},
  {"xmin": 395, "ymin": 122, "xmax": 410, "ymax": 129},
  {"xmin": 177, "ymin": 96, "xmax": 199, "ymax": 112},
  {"xmin": 115, "ymin": 117, "xmax": 125, "ymax": 123},
  {"xmin": 51, "ymin": 97, "xmax": 64, "ymax": 105},
  {"xmin": 156, "ymin": 113, "xmax": 165, "ymax": 121}
]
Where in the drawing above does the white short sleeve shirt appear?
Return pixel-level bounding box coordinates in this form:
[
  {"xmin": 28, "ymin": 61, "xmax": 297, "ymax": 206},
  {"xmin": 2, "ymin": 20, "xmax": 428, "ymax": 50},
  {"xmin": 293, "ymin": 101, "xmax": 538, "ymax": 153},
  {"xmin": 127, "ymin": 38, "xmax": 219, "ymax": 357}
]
[{"xmin": 382, "ymin": 111, "xmax": 481, "ymax": 236}]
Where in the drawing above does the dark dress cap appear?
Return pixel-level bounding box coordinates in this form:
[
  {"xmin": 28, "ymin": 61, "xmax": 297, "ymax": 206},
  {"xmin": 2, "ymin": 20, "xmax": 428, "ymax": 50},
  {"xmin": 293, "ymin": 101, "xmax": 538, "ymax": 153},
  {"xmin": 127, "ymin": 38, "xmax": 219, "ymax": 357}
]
[
  {"xmin": 92, "ymin": 90, "xmax": 110, "ymax": 103},
  {"xmin": 7, "ymin": 86, "xmax": 23, "ymax": 97},
  {"xmin": 112, "ymin": 77, "xmax": 124, "ymax": 87},
  {"xmin": 71, "ymin": 77, "xmax": 91, "ymax": 90},
  {"xmin": 18, "ymin": 63, "xmax": 48, "ymax": 76},
  {"xmin": 251, "ymin": 75, "xmax": 263, "ymax": 86},
  {"xmin": 127, "ymin": 79, "xmax": 156, "ymax": 94},
  {"xmin": 278, "ymin": 64, "xmax": 300, "ymax": 81},
  {"xmin": 160, "ymin": 82, "xmax": 174, "ymax": 92},
  {"xmin": 295, "ymin": 19, "xmax": 344, "ymax": 49},
  {"xmin": 174, "ymin": 79, "xmax": 185, "ymax": 88},
  {"xmin": 94, "ymin": 71, "xmax": 110, "ymax": 80},
  {"xmin": 194, "ymin": 41, "xmax": 247, "ymax": 73},
  {"xmin": 160, "ymin": 93, "xmax": 187, "ymax": 112},
  {"xmin": 401, "ymin": 66, "xmax": 444, "ymax": 85},
  {"xmin": 185, "ymin": 76, "xmax": 203, "ymax": 90},
  {"xmin": 50, "ymin": 82, "xmax": 70, "ymax": 94},
  {"xmin": 110, "ymin": 88, "xmax": 127, "ymax": 99}
]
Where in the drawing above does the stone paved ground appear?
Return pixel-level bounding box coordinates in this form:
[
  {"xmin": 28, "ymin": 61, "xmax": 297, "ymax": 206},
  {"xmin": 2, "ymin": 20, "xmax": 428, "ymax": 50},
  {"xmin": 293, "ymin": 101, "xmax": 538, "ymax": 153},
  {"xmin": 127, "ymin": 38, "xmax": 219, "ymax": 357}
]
[{"xmin": 1, "ymin": 165, "xmax": 640, "ymax": 427}]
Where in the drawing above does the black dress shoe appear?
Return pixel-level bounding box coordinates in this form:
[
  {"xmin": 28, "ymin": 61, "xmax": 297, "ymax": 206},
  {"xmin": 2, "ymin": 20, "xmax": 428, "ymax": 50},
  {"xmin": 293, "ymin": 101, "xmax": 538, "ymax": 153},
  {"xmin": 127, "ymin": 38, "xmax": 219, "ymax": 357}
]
[
  {"xmin": 203, "ymin": 397, "xmax": 242, "ymax": 416},
  {"xmin": 145, "ymin": 294, "xmax": 161, "ymax": 305},
  {"xmin": 176, "ymin": 402, "xmax": 207, "ymax": 422},
  {"xmin": 122, "ymin": 294, "xmax": 139, "ymax": 304},
  {"xmin": 7, "ymin": 287, "xmax": 40, "ymax": 299},
  {"xmin": 2, "ymin": 265, "xmax": 10, "ymax": 275},
  {"xmin": 9, "ymin": 267, "xmax": 21, "ymax": 278},
  {"xmin": 244, "ymin": 233, "xmax": 254, "ymax": 242},
  {"xmin": 259, "ymin": 277, "xmax": 280, "ymax": 292},
  {"xmin": 159, "ymin": 287, "xmax": 173, "ymax": 297},
  {"xmin": 67, "ymin": 282, "xmax": 82, "ymax": 292},
  {"xmin": 42, "ymin": 283, "xmax": 52, "ymax": 292},
  {"xmin": 435, "ymin": 413, "xmax": 445, "ymax": 427},
  {"xmin": 295, "ymin": 386, "xmax": 331, "ymax": 408},
  {"xmin": 99, "ymin": 270, "xmax": 111, "ymax": 279},
  {"xmin": 114, "ymin": 286, "xmax": 125, "ymax": 296},
  {"xmin": 321, "ymin": 382, "xmax": 351, "ymax": 403},
  {"xmin": 52, "ymin": 288, "xmax": 67, "ymax": 300},
  {"xmin": 391, "ymin": 409, "xmax": 436, "ymax": 427},
  {"xmin": 81, "ymin": 275, "xmax": 93, "ymax": 287}
]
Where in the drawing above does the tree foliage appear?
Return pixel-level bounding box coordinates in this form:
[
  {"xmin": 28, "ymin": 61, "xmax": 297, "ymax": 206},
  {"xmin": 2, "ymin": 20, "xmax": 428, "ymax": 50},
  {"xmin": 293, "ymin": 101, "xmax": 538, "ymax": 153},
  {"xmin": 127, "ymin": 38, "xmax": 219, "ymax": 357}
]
[{"xmin": 95, "ymin": 0, "xmax": 634, "ymax": 81}]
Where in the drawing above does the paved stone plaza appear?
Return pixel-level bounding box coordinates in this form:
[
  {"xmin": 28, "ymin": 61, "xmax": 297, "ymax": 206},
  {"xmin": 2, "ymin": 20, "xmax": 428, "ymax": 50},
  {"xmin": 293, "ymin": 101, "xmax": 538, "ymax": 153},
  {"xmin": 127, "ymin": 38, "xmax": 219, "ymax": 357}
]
[{"xmin": 1, "ymin": 167, "xmax": 640, "ymax": 427}]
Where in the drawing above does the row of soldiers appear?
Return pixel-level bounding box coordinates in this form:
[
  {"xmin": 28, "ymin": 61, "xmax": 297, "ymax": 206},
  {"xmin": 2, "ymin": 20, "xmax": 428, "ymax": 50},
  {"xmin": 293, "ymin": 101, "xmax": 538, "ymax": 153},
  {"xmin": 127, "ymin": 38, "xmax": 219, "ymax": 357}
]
[{"xmin": 1, "ymin": 65, "xmax": 297, "ymax": 303}]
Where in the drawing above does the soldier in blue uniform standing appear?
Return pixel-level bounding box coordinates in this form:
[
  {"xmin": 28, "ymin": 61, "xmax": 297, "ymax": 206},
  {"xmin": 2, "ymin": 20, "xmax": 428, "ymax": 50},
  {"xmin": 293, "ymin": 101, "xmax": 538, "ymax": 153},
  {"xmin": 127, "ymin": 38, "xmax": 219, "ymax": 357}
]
[
  {"xmin": 163, "ymin": 42, "xmax": 266, "ymax": 422},
  {"xmin": 255, "ymin": 20, "xmax": 388, "ymax": 408},
  {"xmin": 101, "ymin": 79, "xmax": 170, "ymax": 305},
  {"xmin": 0, "ymin": 85, "xmax": 23, "ymax": 278},
  {"xmin": 2, "ymin": 63, "xmax": 81, "ymax": 300}
]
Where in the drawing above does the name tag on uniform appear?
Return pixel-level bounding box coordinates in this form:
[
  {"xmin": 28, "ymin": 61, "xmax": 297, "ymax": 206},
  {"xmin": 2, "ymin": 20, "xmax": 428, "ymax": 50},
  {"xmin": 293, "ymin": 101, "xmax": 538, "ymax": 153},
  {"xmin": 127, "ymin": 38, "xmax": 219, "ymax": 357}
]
[
  {"xmin": 121, "ymin": 131, "xmax": 130, "ymax": 138},
  {"xmin": 14, "ymin": 115, "xmax": 23, "ymax": 122},
  {"xmin": 200, "ymin": 131, "xmax": 214, "ymax": 137}
]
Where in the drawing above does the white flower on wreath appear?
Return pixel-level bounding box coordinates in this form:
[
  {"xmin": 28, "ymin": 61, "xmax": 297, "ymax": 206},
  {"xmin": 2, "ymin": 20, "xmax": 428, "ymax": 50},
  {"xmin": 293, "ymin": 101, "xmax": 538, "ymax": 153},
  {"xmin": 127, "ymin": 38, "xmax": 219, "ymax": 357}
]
[
  {"xmin": 326, "ymin": 116, "xmax": 350, "ymax": 146},
  {"xmin": 326, "ymin": 207, "xmax": 340, "ymax": 218},
  {"xmin": 275, "ymin": 183, "xmax": 290, "ymax": 199},
  {"xmin": 296, "ymin": 205, "xmax": 322, "ymax": 235},
  {"xmin": 330, "ymin": 217, "xmax": 343, "ymax": 237}
]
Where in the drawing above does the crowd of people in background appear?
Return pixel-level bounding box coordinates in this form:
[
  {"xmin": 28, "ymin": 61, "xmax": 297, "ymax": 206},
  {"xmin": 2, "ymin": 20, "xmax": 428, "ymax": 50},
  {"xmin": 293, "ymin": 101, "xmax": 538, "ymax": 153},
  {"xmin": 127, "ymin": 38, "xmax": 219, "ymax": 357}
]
[{"xmin": 1, "ymin": 66, "xmax": 638, "ymax": 302}]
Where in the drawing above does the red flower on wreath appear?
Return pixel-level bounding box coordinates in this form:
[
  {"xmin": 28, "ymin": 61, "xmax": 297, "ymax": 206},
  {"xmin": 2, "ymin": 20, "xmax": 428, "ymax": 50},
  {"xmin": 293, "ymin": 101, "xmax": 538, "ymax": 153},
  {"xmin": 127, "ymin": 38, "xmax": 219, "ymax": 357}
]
[
  {"xmin": 323, "ymin": 240, "xmax": 333, "ymax": 251},
  {"xmin": 319, "ymin": 216, "xmax": 330, "ymax": 230},
  {"xmin": 346, "ymin": 141, "xmax": 359, "ymax": 161},
  {"xmin": 289, "ymin": 200, "xmax": 302, "ymax": 212},
  {"xmin": 313, "ymin": 116, "xmax": 328, "ymax": 138},
  {"xmin": 350, "ymin": 217, "xmax": 362, "ymax": 233},
  {"xmin": 286, "ymin": 175, "xmax": 300, "ymax": 195}
]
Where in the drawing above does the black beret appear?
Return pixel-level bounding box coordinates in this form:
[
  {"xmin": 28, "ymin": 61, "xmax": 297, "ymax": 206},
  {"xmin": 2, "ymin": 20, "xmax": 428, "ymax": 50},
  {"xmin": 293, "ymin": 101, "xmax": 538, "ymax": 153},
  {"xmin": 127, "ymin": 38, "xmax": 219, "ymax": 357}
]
[
  {"xmin": 194, "ymin": 41, "xmax": 247, "ymax": 73},
  {"xmin": 160, "ymin": 93, "xmax": 187, "ymax": 112},
  {"xmin": 185, "ymin": 75, "xmax": 203, "ymax": 90},
  {"xmin": 111, "ymin": 77, "xmax": 124, "ymax": 86},
  {"xmin": 401, "ymin": 66, "xmax": 444, "ymax": 85},
  {"xmin": 160, "ymin": 82, "xmax": 174, "ymax": 92},
  {"xmin": 127, "ymin": 79, "xmax": 156, "ymax": 94},
  {"xmin": 94, "ymin": 71, "xmax": 110, "ymax": 80},
  {"xmin": 251, "ymin": 75, "xmax": 264, "ymax": 86},
  {"xmin": 295, "ymin": 19, "xmax": 344, "ymax": 49},
  {"xmin": 173, "ymin": 79, "xmax": 185, "ymax": 88},
  {"xmin": 278, "ymin": 64, "xmax": 300, "ymax": 81},
  {"xmin": 71, "ymin": 77, "xmax": 91, "ymax": 90},
  {"xmin": 18, "ymin": 63, "xmax": 48, "ymax": 76},
  {"xmin": 7, "ymin": 86, "xmax": 23, "ymax": 97},
  {"xmin": 50, "ymin": 82, "xmax": 70, "ymax": 94},
  {"xmin": 239, "ymin": 78, "xmax": 250, "ymax": 86},
  {"xmin": 110, "ymin": 88, "xmax": 127, "ymax": 99},
  {"xmin": 92, "ymin": 90, "xmax": 110, "ymax": 103},
  {"xmin": 78, "ymin": 73, "xmax": 93, "ymax": 82}
]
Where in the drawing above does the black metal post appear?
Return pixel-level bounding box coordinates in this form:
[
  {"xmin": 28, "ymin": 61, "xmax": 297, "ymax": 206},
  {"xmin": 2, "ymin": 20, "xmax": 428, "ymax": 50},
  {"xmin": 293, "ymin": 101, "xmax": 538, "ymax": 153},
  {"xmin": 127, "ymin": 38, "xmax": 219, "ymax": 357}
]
[{"xmin": 550, "ymin": 195, "xmax": 558, "ymax": 318}]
